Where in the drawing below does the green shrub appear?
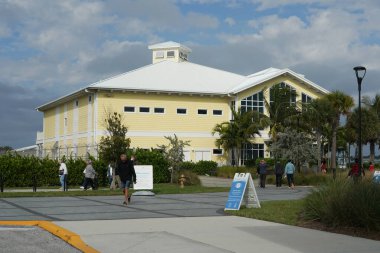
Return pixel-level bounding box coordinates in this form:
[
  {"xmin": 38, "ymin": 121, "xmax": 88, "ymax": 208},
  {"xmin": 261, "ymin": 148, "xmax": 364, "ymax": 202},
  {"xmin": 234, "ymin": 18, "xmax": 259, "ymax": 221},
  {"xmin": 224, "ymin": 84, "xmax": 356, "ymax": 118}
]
[
  {"xmin": 303, "ymin": 179, "xmax": 380, "ymax": 231},
  {"xmin": 134, "ymin": 149, "xmax": 170, "ymax": 183},
  {"xmin": 244, "ymin": 159, "xmax": 256, "ymax": 168},
  {"xmin": 179, "ymin": 161, "xmax": 196, "ymax": 171},
  {"xmin": 193, "ymin": 160, "xmax": 218, "ymax": 175},
  {"xmin": 173, "ymin": 170, "xmax": 200, "ymax": 185},
  {"xmin": 216, "ymin": 166, "xmax": 258, "ymax": 179}
]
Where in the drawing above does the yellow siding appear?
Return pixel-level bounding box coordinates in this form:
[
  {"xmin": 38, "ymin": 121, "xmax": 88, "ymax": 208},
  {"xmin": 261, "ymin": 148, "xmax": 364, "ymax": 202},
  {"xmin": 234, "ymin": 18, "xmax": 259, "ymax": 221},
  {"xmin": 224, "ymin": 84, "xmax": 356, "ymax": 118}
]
[
  {"xmin": 78, "ymin": 96, "xmax": 89, "ymax": 133},
  {"xmin": 44, "ymin": 108, "xmax": 55, "ymax": 139},
  {"xmin": 97, "ymin": 92, "xmax": 231, "ymax": 133}
]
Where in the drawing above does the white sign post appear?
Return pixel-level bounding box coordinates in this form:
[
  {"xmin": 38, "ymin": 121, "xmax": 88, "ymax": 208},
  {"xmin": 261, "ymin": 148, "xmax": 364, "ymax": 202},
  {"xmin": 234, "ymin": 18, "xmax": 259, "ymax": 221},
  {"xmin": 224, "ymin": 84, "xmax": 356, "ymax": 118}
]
[
  {"xmin": 132, "ymin": 165, "xmax": 155, "ymax": 196},
  {"xmin": 224, "ymin": 173, "xmax": 260, "ymax": 211}
]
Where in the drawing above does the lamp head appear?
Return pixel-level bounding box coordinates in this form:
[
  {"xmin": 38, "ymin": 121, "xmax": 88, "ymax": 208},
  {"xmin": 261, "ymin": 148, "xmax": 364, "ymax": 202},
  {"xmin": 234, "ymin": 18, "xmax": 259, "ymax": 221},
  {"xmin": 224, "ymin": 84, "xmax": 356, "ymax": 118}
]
[{"xmin": 353, "ymin": 66, "xmax": 366, "ymax": 80}]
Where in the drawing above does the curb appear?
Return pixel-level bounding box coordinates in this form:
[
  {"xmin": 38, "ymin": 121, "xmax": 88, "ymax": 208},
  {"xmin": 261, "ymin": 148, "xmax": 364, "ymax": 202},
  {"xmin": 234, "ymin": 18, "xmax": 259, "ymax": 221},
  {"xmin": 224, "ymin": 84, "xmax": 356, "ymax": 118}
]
[{"xmin": 0, "ymin": 220, "xmax": 99, "ymax": 253}]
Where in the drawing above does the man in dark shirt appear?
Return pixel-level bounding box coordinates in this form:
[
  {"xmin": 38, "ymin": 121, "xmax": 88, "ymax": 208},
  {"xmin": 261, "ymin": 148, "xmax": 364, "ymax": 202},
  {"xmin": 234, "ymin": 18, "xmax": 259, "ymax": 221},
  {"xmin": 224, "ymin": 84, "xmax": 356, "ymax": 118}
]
[
  {"xmin": 257, "ymin": 159, "xmax": 268, "ymax": 188},
  {"xmin": 117, "ymin": 154, "xmax": 137, "ymax": 205}
]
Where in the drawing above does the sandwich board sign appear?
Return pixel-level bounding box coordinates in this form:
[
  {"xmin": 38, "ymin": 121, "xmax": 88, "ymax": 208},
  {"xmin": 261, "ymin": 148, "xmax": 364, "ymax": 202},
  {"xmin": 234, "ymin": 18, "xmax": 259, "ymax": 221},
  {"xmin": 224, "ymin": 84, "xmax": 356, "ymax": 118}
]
[
  {"xmin": 224, "ymin": 173, "xmax": 260, "ymax": 211},
  {"xmin": 133, "ymin": 165, "xmax": 153, "ymax": 190}
]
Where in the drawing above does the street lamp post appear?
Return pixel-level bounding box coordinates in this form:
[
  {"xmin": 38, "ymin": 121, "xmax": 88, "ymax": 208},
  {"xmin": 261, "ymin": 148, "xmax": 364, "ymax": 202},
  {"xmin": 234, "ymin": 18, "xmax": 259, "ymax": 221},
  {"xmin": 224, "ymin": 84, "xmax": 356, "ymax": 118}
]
[{"xmin": 353, "ymin": 66, "xmax": 366, "ymax": 177}]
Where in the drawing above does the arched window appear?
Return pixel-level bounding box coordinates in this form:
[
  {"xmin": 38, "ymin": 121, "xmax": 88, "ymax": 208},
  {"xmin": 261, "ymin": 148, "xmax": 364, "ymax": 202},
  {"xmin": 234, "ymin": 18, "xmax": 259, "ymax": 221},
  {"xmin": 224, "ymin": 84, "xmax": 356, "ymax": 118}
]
[
  {"xmin": 240, "ymin": 91, "xmax": 264, "ymax": 113},
  {"xmin": 270, "ymin": 82, "xmax": 296, "ymax": 105}
]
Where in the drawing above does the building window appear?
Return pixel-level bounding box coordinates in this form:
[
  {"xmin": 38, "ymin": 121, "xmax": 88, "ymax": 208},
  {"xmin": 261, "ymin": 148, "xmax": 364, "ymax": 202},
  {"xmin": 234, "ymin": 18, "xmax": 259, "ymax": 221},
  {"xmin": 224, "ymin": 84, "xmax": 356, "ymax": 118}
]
[
  {"xmin": 241, "ymin": 143, "xmax": 264, "ymax": 165},
  {"xmin": 270, "ymin": 82, "xmax": 296, "ymax": 105},
  {"xmin": 177, "ymin": 108, "xmax": 187, "ymax": 114},
  {"xmin": 213, "ymin": 110, "xmax": 223, "ymax": 116},
  {"xmin": 241, "ymin": 91, "xmax": 264, "ymax": 113},
  {"xmin": 156, "ymin": 51, "xmax": 164, "ymax": 58},
  {"xmin": 139, "ymin": 107, "xmax": 150, "ymax": 113},
  {"xmin": 154, "ymin": 107, "xmax": 165, "ymax": 114},
  {"xmin": 167, "ymin": 51, "xmax": 175, "ymax": 57},
  {"xmin": 302, "ymin": 93, "xmax": 312, "ymax": 104},
  {"xmin": 213, "ymin": 149, "xmax": 223, "ymax": 155},
  {"xmin": 198, "ymin": 109, "xmax": 207, "ymax": 115},
  {"xmin": 88, "ymin": 96, "xmax": 92, "ymax": 102},
  {"xmin": 124, "ymin": 106, "xmax": 135, "ymax": 112}
]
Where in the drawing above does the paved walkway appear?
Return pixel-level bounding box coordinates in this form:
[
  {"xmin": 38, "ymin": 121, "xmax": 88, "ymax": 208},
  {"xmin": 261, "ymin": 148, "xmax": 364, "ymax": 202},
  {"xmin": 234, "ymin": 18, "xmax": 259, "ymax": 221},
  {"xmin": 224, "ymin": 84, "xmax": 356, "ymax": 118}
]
[
  {"xmin": 0, "ymin": 186, "xmax": 311, "ymax": 221},
  {"xmin": 2, "ymin": 186, "xmax": 379, "ymax": 252},
  {"xmin": 56, "ymin": 216, "xmax": 380, "ymax": 253}
]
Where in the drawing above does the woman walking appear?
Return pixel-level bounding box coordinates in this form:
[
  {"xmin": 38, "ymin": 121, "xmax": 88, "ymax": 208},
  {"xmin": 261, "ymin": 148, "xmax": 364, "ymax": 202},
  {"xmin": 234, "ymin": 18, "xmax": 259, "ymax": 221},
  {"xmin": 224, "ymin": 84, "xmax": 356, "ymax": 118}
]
[{"xmin": 284, "ymin": 160, "xmax": 295, "ymax": 189}]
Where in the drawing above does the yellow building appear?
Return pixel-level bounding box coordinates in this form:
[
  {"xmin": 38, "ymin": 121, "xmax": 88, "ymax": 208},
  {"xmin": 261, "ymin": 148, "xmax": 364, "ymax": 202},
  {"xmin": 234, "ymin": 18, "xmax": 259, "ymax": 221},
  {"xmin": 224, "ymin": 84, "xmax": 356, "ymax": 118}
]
[{"xmin": 36, "ymin": 41, "xmax": 329, "ymax": 164}]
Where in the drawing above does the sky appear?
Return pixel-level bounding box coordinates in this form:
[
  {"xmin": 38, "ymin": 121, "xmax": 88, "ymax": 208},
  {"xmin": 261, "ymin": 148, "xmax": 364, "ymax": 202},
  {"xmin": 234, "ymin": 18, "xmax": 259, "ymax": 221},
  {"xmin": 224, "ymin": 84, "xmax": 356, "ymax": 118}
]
[{"xmin": 1, "ymin": 0, "xmax": 380, "ymax": 149}]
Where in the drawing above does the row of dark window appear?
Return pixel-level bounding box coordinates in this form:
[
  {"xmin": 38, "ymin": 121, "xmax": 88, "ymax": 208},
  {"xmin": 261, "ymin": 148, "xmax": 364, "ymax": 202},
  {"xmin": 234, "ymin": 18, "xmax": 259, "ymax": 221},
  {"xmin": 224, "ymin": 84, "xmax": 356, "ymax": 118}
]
[{"xmin": 124, "ymin": 106, "xmax": 223, "ymax": 116}]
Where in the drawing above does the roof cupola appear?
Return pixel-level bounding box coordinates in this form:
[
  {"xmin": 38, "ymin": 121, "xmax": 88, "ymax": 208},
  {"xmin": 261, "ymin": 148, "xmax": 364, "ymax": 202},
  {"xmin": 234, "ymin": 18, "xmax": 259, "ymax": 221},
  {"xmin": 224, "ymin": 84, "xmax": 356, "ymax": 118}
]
[{"xmin": 148, "ymin": 41, "xmax": 192, "ymax": 64}]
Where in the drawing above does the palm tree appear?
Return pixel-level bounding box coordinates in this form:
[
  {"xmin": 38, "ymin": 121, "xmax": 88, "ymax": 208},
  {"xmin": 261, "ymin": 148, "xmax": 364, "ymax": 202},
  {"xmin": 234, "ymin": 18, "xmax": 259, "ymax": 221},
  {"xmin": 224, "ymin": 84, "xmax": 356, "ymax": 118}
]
[
  {"xmin": 323, "ymin": 91, "xmax": 354, "ymax": 179},
  {"xmin": 347, "ymin": 107, "xmax": 380, "ymax": 162},
  {"xmin": 212, "ymin": 107, "xmax": 269, "ymax": 166},
  {"xmin": 363, "ymin": 94, "xmax": 380, "ymax": 160},
  {"xmin": 302, "ymin": 98, "xmax": 332, "ymax": 169},
  {"xmin": 263, "ymin": 85, "xmax": 299, "ymax": 140}
]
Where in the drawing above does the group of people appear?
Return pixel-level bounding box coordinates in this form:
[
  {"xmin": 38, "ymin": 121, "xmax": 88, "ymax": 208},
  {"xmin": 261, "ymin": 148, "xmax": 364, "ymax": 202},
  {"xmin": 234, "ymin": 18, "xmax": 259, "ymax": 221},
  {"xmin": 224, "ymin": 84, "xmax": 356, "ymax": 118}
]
[
  {"xmin": 257, "ymin": 159, "xmax": 296, "ymax": 189},
  {"xmin": 58, "ymin": 154, "xmax": 137, "ymax": 206}
]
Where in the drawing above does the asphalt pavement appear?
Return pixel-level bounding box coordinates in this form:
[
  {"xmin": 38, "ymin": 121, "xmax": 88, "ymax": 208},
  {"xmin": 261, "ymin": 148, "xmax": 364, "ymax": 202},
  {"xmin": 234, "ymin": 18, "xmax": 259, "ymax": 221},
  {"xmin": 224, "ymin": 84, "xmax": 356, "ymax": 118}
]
[
  {"xmin": 1, "ymin": 186, "xmax": 380, "ymax": 253},
  {"xmin": 0, "ymin": 186, "xmax": 311, "ymax": 221}
]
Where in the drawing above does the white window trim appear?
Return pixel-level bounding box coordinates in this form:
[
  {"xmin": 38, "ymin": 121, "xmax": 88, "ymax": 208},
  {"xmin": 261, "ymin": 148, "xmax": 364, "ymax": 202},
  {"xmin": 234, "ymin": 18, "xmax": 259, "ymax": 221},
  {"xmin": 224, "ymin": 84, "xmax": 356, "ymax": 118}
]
[
  {"xmin": 212, "ymin": 109, "xmax": 223, "ymax": 116},
  {"xmin": 197, "ymin": 108, "xmax": 208, "ymax": 116},
  {"xmin": 139, "ymin": 106, "xmax": 151, "ymax": 114},
  {"xmin": 176, "ymin": 108, "xmax": 187, "ymax": 115},
  {"xmin": 154, "ymin": 107, "xmax": 166, "ymax": 114},
  {"xmin": 167, "ymin": 51, "xmax": 175, "ymax": 58},
  {"xmin": 124, "ymin": 106, "xmax": 136, "ymax": 113}
]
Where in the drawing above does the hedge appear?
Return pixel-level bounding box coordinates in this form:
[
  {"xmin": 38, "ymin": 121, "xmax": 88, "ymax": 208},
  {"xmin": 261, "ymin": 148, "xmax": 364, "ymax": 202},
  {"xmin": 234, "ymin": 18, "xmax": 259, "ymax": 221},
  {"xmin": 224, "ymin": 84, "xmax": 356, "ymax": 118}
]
[{"xmin": 0, "ymin": 149, "xmax": 171, "ymax": 187}]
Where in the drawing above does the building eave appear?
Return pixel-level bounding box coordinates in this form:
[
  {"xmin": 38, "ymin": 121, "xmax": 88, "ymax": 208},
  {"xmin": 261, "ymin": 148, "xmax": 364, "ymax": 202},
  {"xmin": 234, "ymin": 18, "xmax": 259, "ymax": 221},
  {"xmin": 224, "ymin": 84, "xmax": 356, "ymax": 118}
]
[{"xmin": 35, "ymin": 88, "xmax": 88, "ymax": 112}]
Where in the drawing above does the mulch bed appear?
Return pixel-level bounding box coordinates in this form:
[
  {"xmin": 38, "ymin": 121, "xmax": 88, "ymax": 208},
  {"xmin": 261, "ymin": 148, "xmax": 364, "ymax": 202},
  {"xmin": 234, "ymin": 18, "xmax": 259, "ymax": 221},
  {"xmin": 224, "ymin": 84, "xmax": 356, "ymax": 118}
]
[{"xmin": 297, "ymin": 220, "xmax": 380, "ymax": 241}]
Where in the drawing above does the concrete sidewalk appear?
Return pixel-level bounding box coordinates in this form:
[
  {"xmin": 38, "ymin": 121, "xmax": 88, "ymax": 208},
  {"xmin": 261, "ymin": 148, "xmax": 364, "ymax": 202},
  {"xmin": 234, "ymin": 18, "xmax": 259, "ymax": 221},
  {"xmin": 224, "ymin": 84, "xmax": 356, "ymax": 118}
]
[{"xmin": 55, "ymin": 216, "xmax": 380, "ymax": 253}]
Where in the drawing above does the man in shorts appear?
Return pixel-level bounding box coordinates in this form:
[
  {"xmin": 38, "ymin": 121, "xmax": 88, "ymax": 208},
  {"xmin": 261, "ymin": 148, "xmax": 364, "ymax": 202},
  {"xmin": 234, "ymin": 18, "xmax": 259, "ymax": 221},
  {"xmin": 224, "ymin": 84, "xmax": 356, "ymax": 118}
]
[{"xmin": 117, "ymin": 154, "xmax": 137, "ymax": 205}]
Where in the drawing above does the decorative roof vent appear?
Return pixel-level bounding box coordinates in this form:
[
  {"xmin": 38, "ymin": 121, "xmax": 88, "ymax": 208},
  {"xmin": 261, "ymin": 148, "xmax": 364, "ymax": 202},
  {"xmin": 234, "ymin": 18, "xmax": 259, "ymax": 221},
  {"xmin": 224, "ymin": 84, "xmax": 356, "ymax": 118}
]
[{"xmin": 148, "ymin": 41, "xmax": 192, "ymax": 64}]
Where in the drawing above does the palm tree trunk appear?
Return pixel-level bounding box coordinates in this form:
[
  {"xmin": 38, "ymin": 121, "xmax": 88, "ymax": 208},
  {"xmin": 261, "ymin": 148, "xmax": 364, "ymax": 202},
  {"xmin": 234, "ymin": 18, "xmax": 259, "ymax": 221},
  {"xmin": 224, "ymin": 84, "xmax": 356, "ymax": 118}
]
[
  {"xmin": 331, "ymin": 124, "xmax": 337, "ymax": 179},
  {"xmin": 370, "ymin": 141, "xmax": 375, "ymax": 162}
]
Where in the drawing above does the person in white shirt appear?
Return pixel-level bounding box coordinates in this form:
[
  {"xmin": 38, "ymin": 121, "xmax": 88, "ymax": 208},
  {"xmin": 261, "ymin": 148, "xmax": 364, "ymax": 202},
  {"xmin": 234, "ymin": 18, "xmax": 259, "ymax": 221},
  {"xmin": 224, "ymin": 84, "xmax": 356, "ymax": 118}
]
[{"xmin": 59, "ymin": 160, "xmax": 68, "ymax": 191}]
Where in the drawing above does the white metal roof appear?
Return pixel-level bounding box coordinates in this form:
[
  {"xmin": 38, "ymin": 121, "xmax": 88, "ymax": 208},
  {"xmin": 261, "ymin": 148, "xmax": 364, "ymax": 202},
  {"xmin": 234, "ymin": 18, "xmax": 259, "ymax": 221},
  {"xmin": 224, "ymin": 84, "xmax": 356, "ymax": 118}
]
[
  {"xmin": 89, "ymin": 60, "xmax": 246, "ymax": 94},
  {"xmin": 229, "ymin": 67, "xmax": 329, "ymax": 94},
  {"xmin": 148, "ymin": 41, "xmax": 192, "ymax": 53},
  {"xmin": 36, "ymin": 62, "xmax": 329, "ymax": 111}
]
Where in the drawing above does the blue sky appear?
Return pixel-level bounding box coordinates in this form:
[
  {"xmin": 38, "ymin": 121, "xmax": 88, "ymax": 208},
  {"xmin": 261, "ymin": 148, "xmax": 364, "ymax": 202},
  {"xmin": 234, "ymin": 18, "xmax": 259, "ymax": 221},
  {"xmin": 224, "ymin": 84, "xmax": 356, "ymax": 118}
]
[{"xmin": 1, "ymin": 0, "xmax": 380, "ymax": 149}]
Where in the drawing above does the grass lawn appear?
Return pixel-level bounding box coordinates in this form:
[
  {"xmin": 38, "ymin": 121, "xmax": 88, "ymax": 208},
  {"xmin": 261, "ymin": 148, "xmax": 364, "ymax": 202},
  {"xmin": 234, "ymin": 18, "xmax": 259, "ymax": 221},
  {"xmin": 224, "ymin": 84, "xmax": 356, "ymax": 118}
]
[
  {"xmin": 226, "ymin": 199, "xmax": 304, "ymax": 226},
  {"xmin": 0, "ymin": 184, "xmax": 230, "ymax": 198}
]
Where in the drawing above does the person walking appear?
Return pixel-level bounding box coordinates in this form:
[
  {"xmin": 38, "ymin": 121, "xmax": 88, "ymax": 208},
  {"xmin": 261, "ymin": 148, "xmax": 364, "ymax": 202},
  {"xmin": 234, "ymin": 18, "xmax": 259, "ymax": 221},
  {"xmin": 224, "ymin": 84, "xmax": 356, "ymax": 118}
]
[
  {"xmin": 274, "ymin": 161, "xmax": 284, "ymax": 187},
  {"xmin": 58, "ymin": 159, "xmax": 68, "ymax": 191},
  {"xmin": 83, "ymin": 160, "xmax": 96, "ymax": 190},
  {"xmin": 348, "ymin": 158, "xmax": 365, "ymax": 183},
  {"xmin": 284, "ymin": 159, "xmax": 295, "ymax": 189},
  {"xmin": 117, "ymin": 154, "xmax": 137, "ymax": 206},
  {"xmin": 369, "ymin": 162, "xmax": 375, "ymax": 173},
  {"xmin": 257, "ymin": 159, "xmax": 268, "ymax": 188},
  {"xmin": 320, "ymin": 160, "xmax": 327, "ymax": 174}
]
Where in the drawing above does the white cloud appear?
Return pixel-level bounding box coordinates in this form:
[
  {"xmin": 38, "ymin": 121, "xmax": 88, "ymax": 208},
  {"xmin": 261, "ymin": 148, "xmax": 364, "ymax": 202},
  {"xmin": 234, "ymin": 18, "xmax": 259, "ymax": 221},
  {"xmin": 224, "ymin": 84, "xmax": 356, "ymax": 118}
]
[
  {"xmin": 186, "ymin": 12, "xmax": 219, "ymax": 28},
  {"xmin": 224, "ymin": 17, "xmax": 236, "ymax": 26}
]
